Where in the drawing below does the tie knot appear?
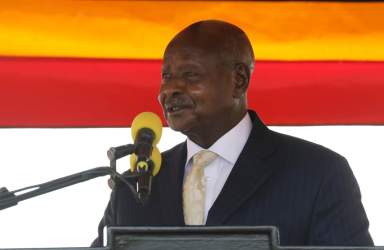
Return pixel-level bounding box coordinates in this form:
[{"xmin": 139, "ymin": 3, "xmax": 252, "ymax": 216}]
[{"xmin": 193, "ymin": 150, "xmax": 218, "ymax": 168}]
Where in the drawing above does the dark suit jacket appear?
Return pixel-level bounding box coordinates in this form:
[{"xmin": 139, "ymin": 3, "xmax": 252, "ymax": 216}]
[{"xmin": 92, "ymin": 111, "xmax": 373, "ymax": 246}]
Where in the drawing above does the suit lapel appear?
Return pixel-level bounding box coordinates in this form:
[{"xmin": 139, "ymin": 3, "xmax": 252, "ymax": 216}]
[
  {"xmin": 206, "ymin": 111, "xmax": 280, "ymax": 225},
  {"xmin": 158, "ymin": 142, "xmax": 187, "ymax": 226}
]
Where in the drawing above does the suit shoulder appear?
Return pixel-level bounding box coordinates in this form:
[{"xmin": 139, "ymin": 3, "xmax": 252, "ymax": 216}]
[
  {"xmin": 271, "ymin": 131, "xmax": 344, "ymax": 159},
  {"xmin": 269, "ymin": 129, "xmax": 348, "ymax": 171},
  {"xmin": 266, "ymin": 130, "xmax": 358, "ymax": 202}
]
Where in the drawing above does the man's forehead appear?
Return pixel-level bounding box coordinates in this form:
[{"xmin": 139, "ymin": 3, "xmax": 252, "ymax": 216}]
[
  {"xmin": 164, "ymin": 39, "xmax": 220, "ymax": 55},
  {"xmin": 162, "ymin": 46, "xmax": 219, "ymax": 67},
  {"xmin": 164, "ymin": 46, "xmax": 205, "ymax": 60}
]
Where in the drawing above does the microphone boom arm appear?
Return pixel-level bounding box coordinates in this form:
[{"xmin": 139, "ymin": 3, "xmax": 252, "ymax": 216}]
[{"xmin": 0, "ymin": 166, "xmax": 137, "ymax": 211}]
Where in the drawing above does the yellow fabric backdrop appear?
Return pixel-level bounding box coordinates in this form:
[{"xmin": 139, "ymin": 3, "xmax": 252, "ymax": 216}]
[{"xmin": 0, "ymin": 0, "xmax": 383, "ymax": 60}]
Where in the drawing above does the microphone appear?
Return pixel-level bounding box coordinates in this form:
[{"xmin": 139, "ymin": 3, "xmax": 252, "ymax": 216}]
[{"xmin": 129, "ymin": 112, "xmax": 163, "ymax": 203}]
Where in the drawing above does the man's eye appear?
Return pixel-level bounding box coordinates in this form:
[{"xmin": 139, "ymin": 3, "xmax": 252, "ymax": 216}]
[
  {"xmin": 183, "ymin": 72, "xmax": 199, "ymax": 80},
  {"xmin": 162, "ymin": 72, "xmax": 171, "ymax": 80}
]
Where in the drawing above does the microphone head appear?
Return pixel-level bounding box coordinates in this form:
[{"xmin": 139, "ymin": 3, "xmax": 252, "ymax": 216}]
[
  {"xmin": 130, "ymin": 146, "xmax": 162, "ymax": 176},
  {"xmin": 131, "ymin": 112, "xmax": 162, "ymax": 145}
]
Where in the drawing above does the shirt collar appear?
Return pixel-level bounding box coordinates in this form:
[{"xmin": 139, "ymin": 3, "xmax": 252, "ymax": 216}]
[{"xmin": 186, "ymin": 112, "xmax": 252, "ymax": 166}]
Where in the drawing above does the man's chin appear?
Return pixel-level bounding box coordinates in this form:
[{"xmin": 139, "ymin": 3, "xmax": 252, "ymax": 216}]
[
  {"xmin": 167, "ymin": 119, "xmax": 192, "ymax": 135},
  {"xmin": 168, "ymin": 122, "xmax": 188, "ymax": 133},
  {"xmin": 165, "ymin": 111, "xmax": 194, "ymax": 132}
]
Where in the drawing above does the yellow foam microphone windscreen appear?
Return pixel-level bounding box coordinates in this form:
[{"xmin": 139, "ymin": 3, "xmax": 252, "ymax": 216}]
[
  {"xmin": 131, "ymin": 112, "xmax": 162, "ymax": 145},
  {"xmin": 130, "ymin": 146, "xmax": 162, "ymax": 176}
]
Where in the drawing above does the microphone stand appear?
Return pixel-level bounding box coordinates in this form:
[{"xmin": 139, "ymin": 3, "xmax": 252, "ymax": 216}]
[
  {"xmin": 0, "ymin": 144, "xmax": 139, "ymax": 211},
  {"xmin": 107, "ymin": 143, "xmax": 136, "ymax": 173}
]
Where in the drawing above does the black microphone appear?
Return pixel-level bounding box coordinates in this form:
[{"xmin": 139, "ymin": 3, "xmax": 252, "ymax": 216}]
[{"xmin": 130, "ymin": 112, "xmax": 162, "ymax": 203}]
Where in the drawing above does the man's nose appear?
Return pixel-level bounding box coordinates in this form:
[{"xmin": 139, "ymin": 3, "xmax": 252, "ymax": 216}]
[{"xmin": 159, "ymin": 78, "xmax": 185, "ymax": 100}]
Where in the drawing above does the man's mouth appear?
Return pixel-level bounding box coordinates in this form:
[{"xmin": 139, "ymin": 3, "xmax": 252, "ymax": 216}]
[{"xmin": 165, "ymin": 103, "xmax": 191, "ymax": 114}]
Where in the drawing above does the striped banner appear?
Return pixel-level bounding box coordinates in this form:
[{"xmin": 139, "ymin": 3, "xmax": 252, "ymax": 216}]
[{"xmin": 0, "ymin": 0, "xmax": 383, "ymax": 126}]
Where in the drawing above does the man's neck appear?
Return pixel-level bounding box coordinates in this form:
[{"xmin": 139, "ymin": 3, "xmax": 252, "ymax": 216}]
[
  {"xmin": 186, "ymin": 112, "xmax": 252, "ymax": 165},
  {"xmin": 187, "ymin": 110, "xmax": 248, "ymax": 149}
]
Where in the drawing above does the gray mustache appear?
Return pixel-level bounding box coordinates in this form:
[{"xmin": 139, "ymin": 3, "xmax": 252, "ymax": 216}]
[{"xmin": 165, "ymin": 98, "xmax": 193, "ymax": 108}]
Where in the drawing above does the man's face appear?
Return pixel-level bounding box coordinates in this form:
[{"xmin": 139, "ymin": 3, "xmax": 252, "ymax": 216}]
[{"xmin": 158, "ymin": 45, "xmax": 235, "ymax": 139}]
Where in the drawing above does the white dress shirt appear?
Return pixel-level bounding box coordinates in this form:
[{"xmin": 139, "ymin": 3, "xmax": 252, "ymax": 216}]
[{"xmin": 184, "ymin": 113, "xmax": 252, "ymax": 223}]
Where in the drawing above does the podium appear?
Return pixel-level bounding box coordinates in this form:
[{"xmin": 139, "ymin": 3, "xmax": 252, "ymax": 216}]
[
  {"xmin": 0, "ymin": 226, "xmax": 382, "ymax": 250},
  {"xmin": 108, "ymin": 226, "xmax": 278, "ymax": 250}
]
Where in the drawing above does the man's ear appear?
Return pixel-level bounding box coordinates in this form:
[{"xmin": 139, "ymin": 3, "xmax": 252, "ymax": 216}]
[{"xmin": 232, "ymin": 63, "xmax": 250, "ymax": 98}]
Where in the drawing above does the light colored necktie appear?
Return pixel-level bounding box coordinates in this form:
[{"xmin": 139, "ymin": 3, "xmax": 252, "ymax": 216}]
[{"xmin": 183, "ymin": 150, "xmax": 218, "ymax": 225}]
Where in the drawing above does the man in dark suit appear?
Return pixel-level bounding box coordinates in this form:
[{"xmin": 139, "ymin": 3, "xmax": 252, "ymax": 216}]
[{"xmin": 92, "ymin": 20, "xmax": 373, "ymax": 246}]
